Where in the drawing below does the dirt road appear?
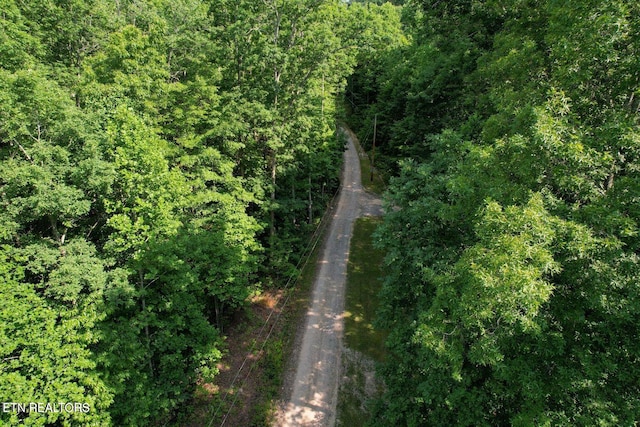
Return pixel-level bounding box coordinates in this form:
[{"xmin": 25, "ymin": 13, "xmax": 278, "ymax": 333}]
[{"xmin": 277, "ymin": 128, "xmax": 382, "ymax": 426}]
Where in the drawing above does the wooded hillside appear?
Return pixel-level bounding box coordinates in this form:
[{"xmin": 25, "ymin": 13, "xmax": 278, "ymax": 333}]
[
  {"xmin": 4, "ymin": 0, "xmax": 640, "ymax": 425},
  {"xmin": 0, "ymin": 1, "xmax": 406, "ymax": 424},
  {"xmin": 346, "ymin": 0, "xmax": 640, "ymax": 425}
]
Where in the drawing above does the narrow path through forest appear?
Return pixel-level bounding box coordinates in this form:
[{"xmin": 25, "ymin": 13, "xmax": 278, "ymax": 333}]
[{"xmin": 276, "ymin": 127, "xmax": 382, "ymax": 426}]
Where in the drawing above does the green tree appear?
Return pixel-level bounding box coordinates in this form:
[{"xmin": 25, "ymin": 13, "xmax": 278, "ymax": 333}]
[
  {"xmin": 1, "ymin": 0, "xmax": 409, "ymax": 423},
  {"xmin": 0, "ymin": 245, "xmax": 113, "ymax": 426},
  {"xmin": 208, "ymin": 0, "xmax": 366, "ymax": 273},
  {"xmin": 369, "ymin": 0, "xmax": 640, "ymax": 425},
  {"xmin": 0, "ymin": 68, "xmax": 114, "ymax": 426}
]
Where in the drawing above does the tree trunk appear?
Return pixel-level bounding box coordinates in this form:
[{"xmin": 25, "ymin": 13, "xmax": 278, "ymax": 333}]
[
  {"xmin": 270, "ymin": 153, "xmax": 277, "ymax": 242},
  {"xmin": 308, "ymin": 175, "xmax": 313, "ymax": 224},
  {"xmin": 214, "ymin": 296, "xmax": 223, "ymax": 333}
]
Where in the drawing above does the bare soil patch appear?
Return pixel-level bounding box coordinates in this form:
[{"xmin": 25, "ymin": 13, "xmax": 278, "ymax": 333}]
[{"xmin": 181, "ymin": 289, "xmax": 285, "ymax": 427}]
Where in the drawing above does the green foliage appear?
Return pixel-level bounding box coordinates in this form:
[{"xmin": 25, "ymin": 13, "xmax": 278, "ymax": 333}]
[
  {"xmin": 342, "ymin": 2, "xmax": 410, "ymax": 159},
  {"xmin": 0, "ymin": 0, "xmax": 41, "ymax": 71},
  {"xmin": 361, "ymin": 0, "xmax": 640, "ymax": 425},
  {"xmin": 1, "ymin": 0, "xmax": 371, "ymax": 424},
  {"xmin": 0, "ymin": 245, "xmax": 113, "ymax": 426},
  {"xmin": 345, "ymin": 217, "xmax": 387, "ymax": 361},
  {"xmin": 102, "ymin": 106, "xmax": 186, "ymax": 257}
]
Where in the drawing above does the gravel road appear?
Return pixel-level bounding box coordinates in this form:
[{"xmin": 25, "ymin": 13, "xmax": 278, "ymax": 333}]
[{"xmin": 276, "ymin": 128, "xmax": 382, "ymax": 426}]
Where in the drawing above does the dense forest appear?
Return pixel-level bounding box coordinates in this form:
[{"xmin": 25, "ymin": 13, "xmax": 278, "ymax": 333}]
[
  {"xmin": 346, "ymin": 0, "xmax": 640, "ymax": 425},
  {"xmin": 3, "ymin": 0, "xmax": 640, "ymax": 425},
  {"xmin": 0, "ymin": 0, "xmax": 404, "ymax": 425}
]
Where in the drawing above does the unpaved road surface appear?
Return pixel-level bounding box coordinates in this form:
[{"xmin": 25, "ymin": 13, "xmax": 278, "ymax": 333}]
[{"xmin": 276, "ymin": 128, "xmax": 382, "ymax": 426}]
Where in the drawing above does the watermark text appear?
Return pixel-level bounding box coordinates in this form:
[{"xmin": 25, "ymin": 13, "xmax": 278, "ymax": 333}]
[{"xmin": 2, "ymin": 402, "xmax": 90, "ymax": 414}]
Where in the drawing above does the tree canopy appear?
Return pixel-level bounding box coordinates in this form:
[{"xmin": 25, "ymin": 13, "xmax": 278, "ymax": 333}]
[
  {"xmin": 345, "ymin": 0, "xmax": 640, "ymax": 425},
  {"xmin": 0, "ymin": 0, "xmax": 395, "ymax": 424}
]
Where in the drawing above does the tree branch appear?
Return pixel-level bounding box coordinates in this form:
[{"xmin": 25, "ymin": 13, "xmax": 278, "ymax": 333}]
[{"xmin": 11, "ymin": 140, "xmax": 34, "ymax": 164}]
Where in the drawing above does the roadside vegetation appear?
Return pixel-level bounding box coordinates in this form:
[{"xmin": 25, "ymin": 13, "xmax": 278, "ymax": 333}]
[
  {"xmin": 347, "ymin": 1, "xmax": 640, "ymax": 425},
  {"xmin": 345, "ymin": 126, "xmax": 387, "ymax": 195},
  {"xmin": 6, "ymin": 0, "xmax": 637, "ymax": 425},
  {"xmin": 343, "ymin": 217, "xmax": 387, "ymax": 362},
  {"xmin": 180, "ymin": 185, "xmax": 340, "ymax": 426},
  {"xmin": 0, "ymin": 1, "xmax": 405, "ymax": 425},
  {"xmin": 338, "ymin": 216, "xmax": 387, "ymax": 426}
]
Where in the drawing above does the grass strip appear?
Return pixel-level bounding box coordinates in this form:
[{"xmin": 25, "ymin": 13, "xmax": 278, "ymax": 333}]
[
  {"xmin": 343, "ymin": 216, "xmax": 386, "ymax": 362},
  {"xmin": 338, "ymin": 216, "xmax": 387, "ymax": 427}
]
